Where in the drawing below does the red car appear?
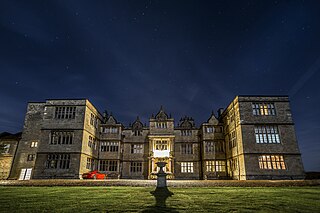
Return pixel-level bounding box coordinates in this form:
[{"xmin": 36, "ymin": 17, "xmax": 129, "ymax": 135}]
[{"xmin": 82, "ymin": 170, "xmax": 107, "ymax": 179}]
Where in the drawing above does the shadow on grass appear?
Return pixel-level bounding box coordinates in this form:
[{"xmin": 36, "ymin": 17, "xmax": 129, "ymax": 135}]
[{"xmin": 142, "ymin": 187, "xmax": 178, "ymax": 212}]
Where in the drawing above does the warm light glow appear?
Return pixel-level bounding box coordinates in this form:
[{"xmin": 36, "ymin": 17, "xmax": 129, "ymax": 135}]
[{"xmin": 154, "ymin": 150, "xmax": 170, "ymax": 158}]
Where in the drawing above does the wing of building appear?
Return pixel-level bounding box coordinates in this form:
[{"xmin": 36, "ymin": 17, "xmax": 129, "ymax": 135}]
[{"xmin": 1, "ymin": 96, "xmax": 305, "ymax": 180}]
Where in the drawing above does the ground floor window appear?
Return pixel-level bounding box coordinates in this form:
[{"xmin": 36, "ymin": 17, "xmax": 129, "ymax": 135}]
[
  {"xmin": 46, "ymin": 153, "xmax": 70, "ymax": 169},
  {"xmin": 206, "ymin": 160, "xmax": 225, "ymax": 172},
  {"xmin": 130, "ymin": 162, "xmax": 142, "ymax": 173},
  {"xmin": 258, "ymin": 155, "xmax": 286, "ymax": 170},
  {"xmin": 181, "ymin": 162, "xmax": 194, "ymax": 173},
  {"xmin": 99, "ymin": 160, "xmax": 118, "ymax": 172},
  {"xmin": 86, "ymin": 158, "xmax": 96, "ymax": 170}
]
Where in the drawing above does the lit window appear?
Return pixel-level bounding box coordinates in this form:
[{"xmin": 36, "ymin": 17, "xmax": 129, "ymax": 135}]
[
  {"xmin": 258, "ymin": 155, "xmax": 286, "ymax": 170},
  {"xmin": 206, "ymin": 161, "xmax": 225, "ymax": 172},
  {"xmin": 206, "ymin": 127, "xmax": 214, "ymax": 133},
  {"xmin": 156, "ymin": 122, "xmax": 167, "ymax": 129},
  {"xmin": 252, "ymin": 103, "xmax": 276, "ymax": 116},
  {"xmin": 181, "ymin": 162, "xmax": 193, "ymax": 173},
  {"xmin": 255, "ymin": 125, "xmax": 280, "ymax": 143},
  {"xmin": 30, "ymin": 141, "xmax": 38, "ymax": 148},
  {"xmin": 155, "ymin": 140, "xmax": 168, "ymax": 151}
]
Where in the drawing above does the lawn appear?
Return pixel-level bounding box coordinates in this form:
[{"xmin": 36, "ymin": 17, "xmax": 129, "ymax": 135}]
[{"xmin": 0, "ymin": 186, "xmax": 319, "ymax": 212}]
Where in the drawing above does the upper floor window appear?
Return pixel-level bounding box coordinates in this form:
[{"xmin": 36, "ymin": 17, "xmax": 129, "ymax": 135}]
[
  {"xmin": 181, "ymin": 130, "xmax": 192, "ymax": 136},
  {"xmin": 205, "ymin": 141, "xmax": 224, "ymax": 153},
  {"xmin": 100, "ymin": 141, "xmax": 119, "ymax": 152},
  {"xmin": 30, "ymin": 141, "xmax": 38, "ymax": 148},
  {"xmin": 258, "ymin": 155, "xmax": 286, "ymax": 170},
  {"xmin": 88, "ymin": 136, "xmax": 97, "ymax": 149},
  {"xmin": 55, "ymin": 106, "xmax": 76, "ymax": 119},
  {"xmin": 134, "ymin": 130, "xmax": 142, "ymax": 136},
  {"xmin": 252, "ymin": 103, "xmax": 276, "ymax": 116},
  {"xmin": 46, "ymin": 153, "xmax": 70, "ymax": 169},
  {"xmin": 255, "ymin": 125, "xmax": 280, "ymax": 143},
  {"xmin": 131, "ymin": 144, "xmax": 143, "ymax": 154},
  {"xmin": 181, "ymin": 144, "xmax": 193, "ymax": 154},
  {"xmin": 50, "ymin": 131, "xmax": 73, "ymax": 145},
  {"xmin": 27, "ymin": 154, "xmax": 35, "ymax": 161},
  {"xmin": 181, "ymin": 162, "xmax": 193, "ymax": 173},
  {"xmin": 155, "ymin": 140, "xmax": 168, "ymax": 151},
  {"xmin": 90, "ymin": 113, "xmax": 99, "ymax": 129},
  {"xmin": 156, "ymin": 122, "xmax": 167, "ymax": 129},
  {"xmin": 229, "ymin": 131, "xmax": 236, "ymax": 149},
  {"xmin": 206, "ymin": 126, "xmax": 214, "ymax": 133},
  {"xmin": 214, "ymin": 127, "xmax": 223, "ymax": 133},
  {"xmin": 102, "ymin": 127, "xmax": 118, "ymax": 134}
]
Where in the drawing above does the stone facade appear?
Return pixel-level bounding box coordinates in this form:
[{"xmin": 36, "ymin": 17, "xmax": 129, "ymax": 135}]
[
  {"xmin": 7, "ymin": 96, "xmax": 305, "ymax": 180},
  {"xmin": 0, "ymin": 132, "xmax": 21, "ymax": 179}
]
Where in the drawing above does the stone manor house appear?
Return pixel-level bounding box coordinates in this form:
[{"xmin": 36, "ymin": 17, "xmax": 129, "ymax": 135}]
[{"xmin": 0, "ymin": 96, "xmax": 305, "ymax": 180}]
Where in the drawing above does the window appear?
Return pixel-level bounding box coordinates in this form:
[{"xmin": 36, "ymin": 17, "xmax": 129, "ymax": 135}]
[
  {"xmin": 131, "ymin": 144, "xmax": 143, "ymax": 154},
  {"xmin": 229, "ymin": 131, "xmax": 236, "ymax": 149},
  {"xmin": 1, "ymin": 144, "xmax": 10, "ymax": 154},
  {"xmin": 206, "ymin": 161, "xmax": 225, "ymax": 172},
  {"xmin": 30, "ymin": 141, "xmax": 38, "ymax": 148},
  {"xmin": 130, "ymin": 162, "xmax": 142, "ymax": 173},
  {"xmin": 155, "ymin": 140, "xmax": 168, "ymax": 150},
  {"xmin": 181, "ymin": 130, "xmax": 192, "ymax": 136},
  {"xmin": 134, "ymin": 130, "xmax": 142, "ymax": 136},
  {"xmin": 252, "ymin": 103, "xmax": 276, "ymax": 116},
  {"xmin": 102, "ymin": 127, "xmax": 118, "ymax": 134},
  {"xmin": 50, "ymin": 131, "xmax": 73, "ymax": 145},
  {"xmin": 46, "ymin": 154, "xmax": 70, "ymax": 169},
  {"xmin": 181, "ymin": 144, "xmax": 193, "ymax": 154},
  {"xmin": 215, "ymin": 127, "xmax": 223, "ymax": 133},
  {"xmin": 205, "ymin": 141, "xmax": 224, "ymax": 153},
  {"xmin": 206, "ymin": 126, "xmax": 214, "ymax": 133},
  {"xmin": 86, "ymin": 158, "xmax": 95, "ymax": 170},
  {"xmin": 27, "ymin": 154, "xmax": 35, "ymax": 161},
  {"xmin": 100, "ymin": 142, "xmax": 119, "ymax": 152},
  {"xmin": 88, "ymin": 136, "xmax": 97, "ymax": 149},
  {"xmin": 229, "ymin": 158, "xmax": 238, "ymax": 172},
  {"xmin": 156, "ymin": 122, "xmax": 167, "ymax": 128},
  {"xmin": 54, "ymin": 106, "xmax": 76, "ymax": 119},
  {"xmin": 90, "ymin": 113, "xmax": 98, "ymax": 129},
  {"xmin": 255, "ymin": 125, "xmax": 280, "ymax": 143},
  {"xmin": 258, "ymin": 155, "xmax": 286, "ymax": 170},
  {"xmin": 99, "ymin": 160, "xmax": 118, "ymax": 172},
  {"xmin": 181, "ymin": 162, "xmax": 193, "ymax": 173}
]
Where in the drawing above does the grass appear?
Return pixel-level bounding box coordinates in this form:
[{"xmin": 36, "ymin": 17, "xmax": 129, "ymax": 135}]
[{"xmin": 0, "ymin": 186, "xmax": 319, "ymax": 212}]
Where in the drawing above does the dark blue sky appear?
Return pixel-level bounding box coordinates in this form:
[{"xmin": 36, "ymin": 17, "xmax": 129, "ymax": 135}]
[{"xmin": 0, "ymin": 0, "xmax": 319, "ymax": 171}]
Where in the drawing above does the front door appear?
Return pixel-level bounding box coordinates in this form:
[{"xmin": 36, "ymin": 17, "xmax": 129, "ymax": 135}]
[{"xmin": 19, "ymin": 168, "xmax": 32, "ymax": 180}]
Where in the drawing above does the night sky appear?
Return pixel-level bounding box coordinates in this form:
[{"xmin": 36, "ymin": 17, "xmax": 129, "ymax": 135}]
[{"xmin": 0, "ymin": 1, "xmax": 319, "ymax": 171}]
